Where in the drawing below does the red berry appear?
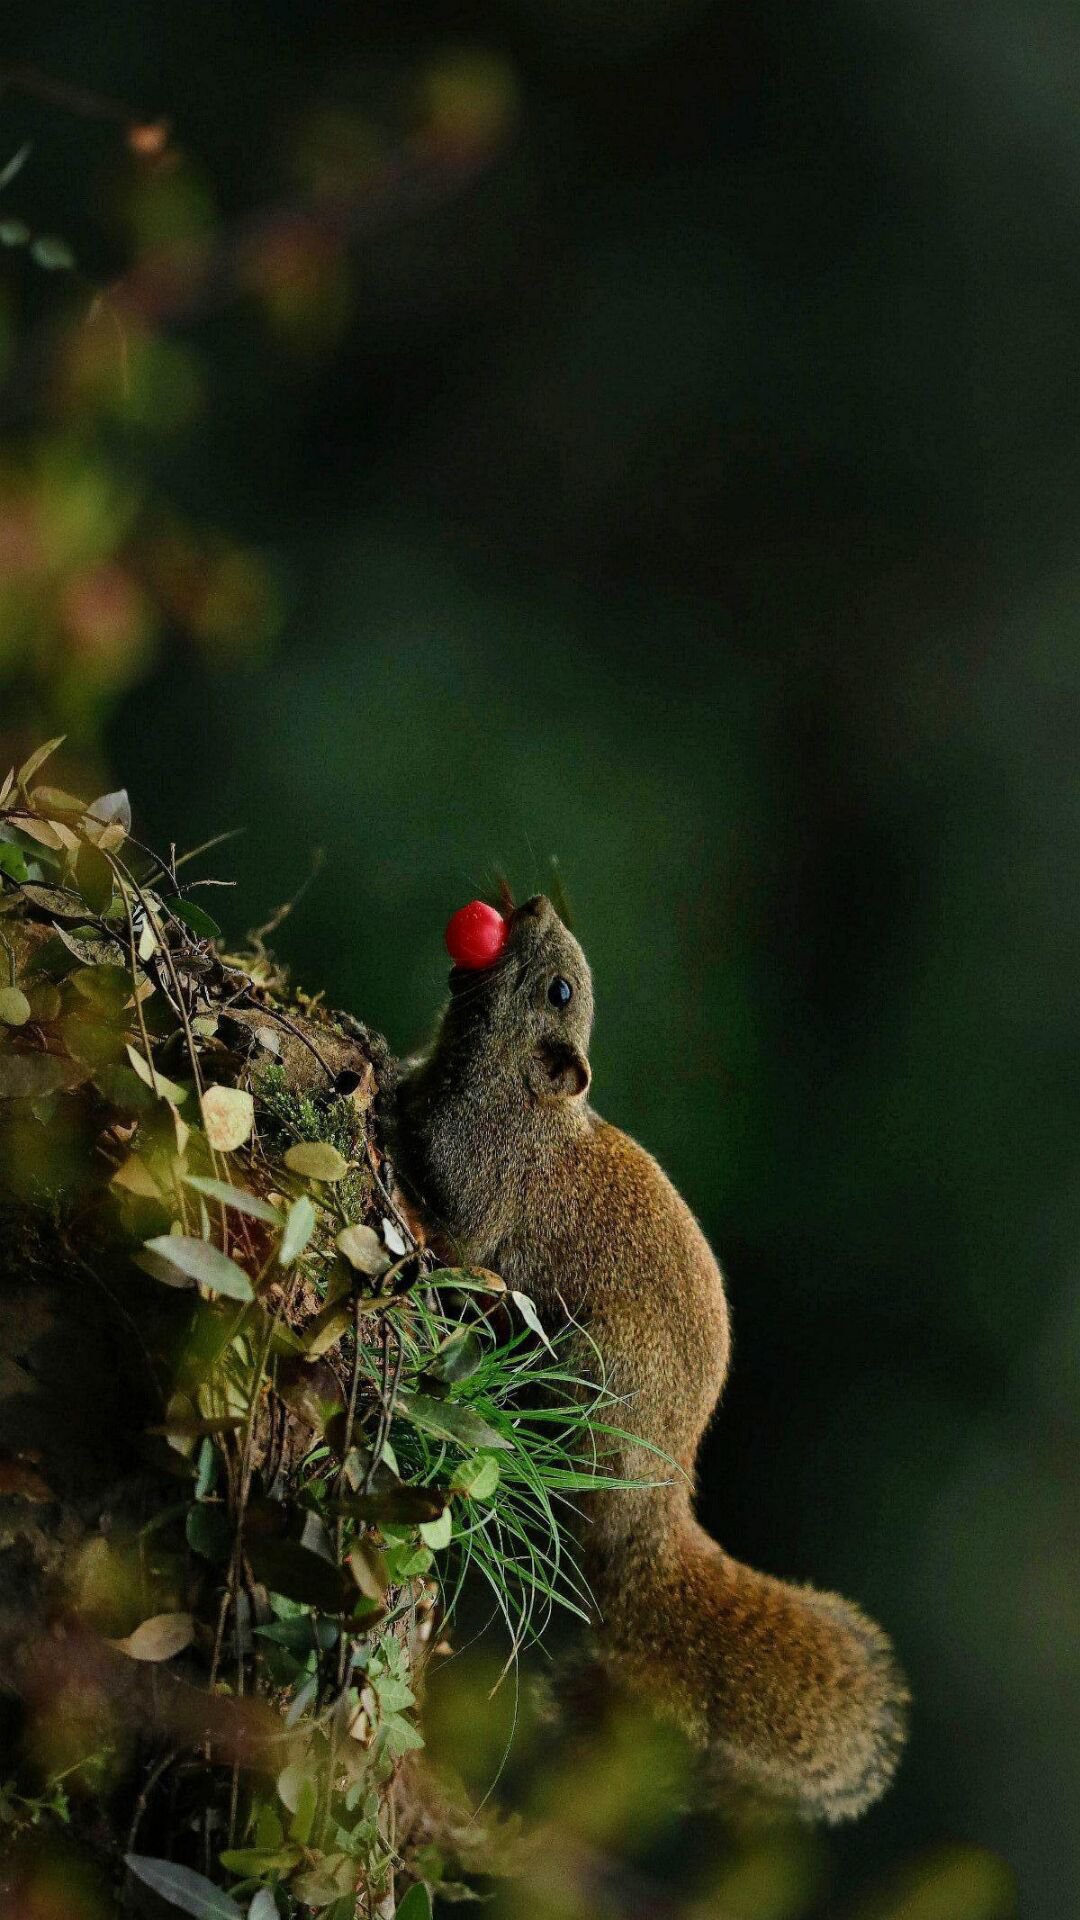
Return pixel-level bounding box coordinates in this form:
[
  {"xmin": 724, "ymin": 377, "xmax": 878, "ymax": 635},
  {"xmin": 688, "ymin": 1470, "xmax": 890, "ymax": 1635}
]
[{"xmin": 445, "ymin": 899, "xmax": 509, "ymax": 970}]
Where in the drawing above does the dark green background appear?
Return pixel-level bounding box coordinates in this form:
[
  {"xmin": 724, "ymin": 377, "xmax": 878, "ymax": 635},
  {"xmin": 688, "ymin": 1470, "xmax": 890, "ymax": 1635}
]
[{"xmin": 3, "ymin": 2, "xmax": 1078, "ymax": 1914}]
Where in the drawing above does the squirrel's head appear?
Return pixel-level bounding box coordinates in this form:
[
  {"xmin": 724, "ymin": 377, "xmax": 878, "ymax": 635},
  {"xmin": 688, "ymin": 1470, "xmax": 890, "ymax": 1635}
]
[{"xmin": 440, "ymin": 894, "xmax": 594, "ymax": 1104}]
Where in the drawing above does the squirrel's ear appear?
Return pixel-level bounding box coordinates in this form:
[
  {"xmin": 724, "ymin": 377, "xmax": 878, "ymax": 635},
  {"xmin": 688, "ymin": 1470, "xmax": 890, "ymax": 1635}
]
[{"xmin": 529, "ymin": 1040, "xmax": 591, "ymax": 1102}]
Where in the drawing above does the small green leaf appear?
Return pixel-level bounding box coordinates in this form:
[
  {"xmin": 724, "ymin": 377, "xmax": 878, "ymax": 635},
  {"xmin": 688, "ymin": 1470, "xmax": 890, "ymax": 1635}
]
[
  {"xmin": 183, "ymin": 1175, "xmax": 281, "ymax": 1224},
  {"xmin": 0, "ymin": 843, "xmax": 30, "ymax": 880},
  {"xmin": 395, "ymin": 1883, "xmax": 434, "ymax": 1920},
  {"xmin": 30, "ymin": 234, "xmax": 75, "ymax": 270},
  {"xmin": 283, "ymin": 1140, "xmax": 349, "ymax": 1182},
  {"xmin": 0, "ymin": 219, "xmax": 29, "ymax": 247},
  {"xmin": 163, "ymin": 896, "xmax": 222, "ymax": 940},
  {"xmin": 143, "ymin": 1234, "xmax": 253, "ymax": 1300},
  {"xmin": 422, "ymin": 1326, "xmax": 484, "ymax": 1384},
  {"xmin": 450, "ymin": 1452, "xmax": 501, "ymax": 1501},
  {"xmin": 418, "ymin": 1506, "xmax": 453, "ymax": 1550},
  {"xmin": 124, "ymin": 1856, "xmax": 243, "ymax": 1919},
  {"xmin": 279, "ymin": 1193, "xmax": 316, "ymax": 1266}
]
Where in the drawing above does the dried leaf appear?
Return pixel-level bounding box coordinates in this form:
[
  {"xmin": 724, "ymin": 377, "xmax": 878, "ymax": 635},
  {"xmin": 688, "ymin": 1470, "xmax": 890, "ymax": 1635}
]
[
  {"xmin": 17, "ymin": 737, "xmax": 65, "ymax": 789},
  {"xmin": 383, "ymin": 1217, "xmax": 407, "ymax": 1255},
  {"xmin": 283, "ymin": 1140, "xmax": 349, "ymax": 1182},
  {"xmin": 200, "ymin": 1085, "xmax": 254, "ymax": 1152},
  {"xmin": 110, "ymin": 1611, "xmax": 194, "ymax": 1661},
  {"xmin": 143, "ymin": 1234, "xmax": 253, "ymax": 1300},
  {"xmin": 511, "ymin": 1289, "xmax": 556, "ymax": 1354},
  {"xmin": 303, "ymin": 1300, "xmax": 353, "ymax": 1359}
]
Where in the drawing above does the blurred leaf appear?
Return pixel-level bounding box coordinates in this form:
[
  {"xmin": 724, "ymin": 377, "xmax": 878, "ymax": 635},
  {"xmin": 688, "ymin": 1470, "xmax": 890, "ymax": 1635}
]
[
  {"xmin": 76, "ymin": 841, "xmax": 114, "ymax": 915},
  {"xmin": 126, "ymin": 1042, "xmax": 189, "ymax": 1106},
  {"xmin": 284, "ymin": 1140, "xmax": 349, "ymax": 1182},
  {"xmin": 30, "ymin": 233, "xmax": 75, "ymax": 270},
  {"xmin": 247, "ymin": 1892, "xmax": 278, "ymax": 1920},
  {"xmin": 219, "ymin": 1846, "xmax": 302, "ymax": 1876},
  {"xmin": 248, "ymin": 1539, "xmax": 346, "ymax": 1611},
  {"xmin": 124, "ymin": 1857, "xmax": 242, "ymax": 1919},
  {"xmin": 0, "ymin": 144, "xmax": 31, "ymax": 191},
  {"xmin": 395, "ymin": 1888, "xmax": 433, "ymax": 1920},
  {"xmin": 0, "ymin": 987, "xmax": 31, "ymax": 1026},
  {"xmin": 255, "ymin": 1614, "xmax": 338, "ymax": 1652},
  {"xmin": 0, "ymin": 219, "xmax": 29, "ymax": 247},
  {"xmin": 200, "ymin": 1084, "xmax": 255, "ymax": 1151},
  {"xmin": 396, "ymin": 1393, "xmax": 511, "ymax": 1451},
  {"xmin": 110, "ymin": 1611, "xmax": 194, "ymax": 1661},
  {"xmin": 71, "ymin": 962, "xmax": 134, "ymax": 1011},
  {"xmin": 186, "ymin": 1503, "xmax": 232, "ymax": 1563},
  {"xmin": 0, "ymin": 1456, "xmax": 53, "ymax": 1501},
  {"xmin": 279, "ymin": 1192, "xmax": 316, "ymax": 1266},
  {"xmin": 184, "ymin": 1174, "xmax": 281, "ymax": 1224},
  {"xmin": 289, "ymin": 1771, "xmax": 318, "ymax": 1846},
  {"xmin": 0, "ymin": 1052, "xmax": 84, "ymax": 1099},
  {"xmin": 143, "ymin": 1233, "xmax": 253, "ymax": 1299},
  {"xmin": 343, "ymin": 1486, "xmax": 446, "ymax": 1525}
]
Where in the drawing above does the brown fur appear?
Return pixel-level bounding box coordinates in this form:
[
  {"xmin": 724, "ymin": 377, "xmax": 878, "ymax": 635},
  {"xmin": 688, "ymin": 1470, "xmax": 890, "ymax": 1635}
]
[{"xmin": 394, "ymin": 897, "xmax": 907, "ymax": 1821}]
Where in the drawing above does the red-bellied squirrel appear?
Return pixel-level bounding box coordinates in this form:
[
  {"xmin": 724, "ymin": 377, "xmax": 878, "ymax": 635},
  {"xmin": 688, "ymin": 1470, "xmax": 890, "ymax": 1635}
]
[{"xmin": 392, "ymin": 895, "xmax": 907, "ymax": 1821}]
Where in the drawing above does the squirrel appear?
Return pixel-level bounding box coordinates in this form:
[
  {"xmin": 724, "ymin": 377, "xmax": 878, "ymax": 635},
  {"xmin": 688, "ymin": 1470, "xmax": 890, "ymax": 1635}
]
[{"xmin": 392, "ymin": 894, "xmax": 908, "ymax": 1822}]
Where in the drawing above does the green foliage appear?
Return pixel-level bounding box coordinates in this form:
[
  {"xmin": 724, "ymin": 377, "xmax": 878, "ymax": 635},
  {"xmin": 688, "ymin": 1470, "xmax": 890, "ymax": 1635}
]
[{"xmin": 0, "ymin": 752, "xmax": 641, "ymax": 1915}]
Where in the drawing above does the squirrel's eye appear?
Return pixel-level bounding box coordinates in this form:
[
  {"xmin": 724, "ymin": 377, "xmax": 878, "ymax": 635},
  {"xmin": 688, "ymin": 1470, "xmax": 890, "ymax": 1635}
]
[{"xmin": 548, "ymin": 975, "xmax": 573, "ymax": 1009}]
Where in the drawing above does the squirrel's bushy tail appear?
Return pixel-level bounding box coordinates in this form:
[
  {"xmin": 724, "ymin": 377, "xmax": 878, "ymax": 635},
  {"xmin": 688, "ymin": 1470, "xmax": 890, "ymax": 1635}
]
[{"xmin": 591, "ymin": 1514, "xmax": 908, "ymax": 1823}]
